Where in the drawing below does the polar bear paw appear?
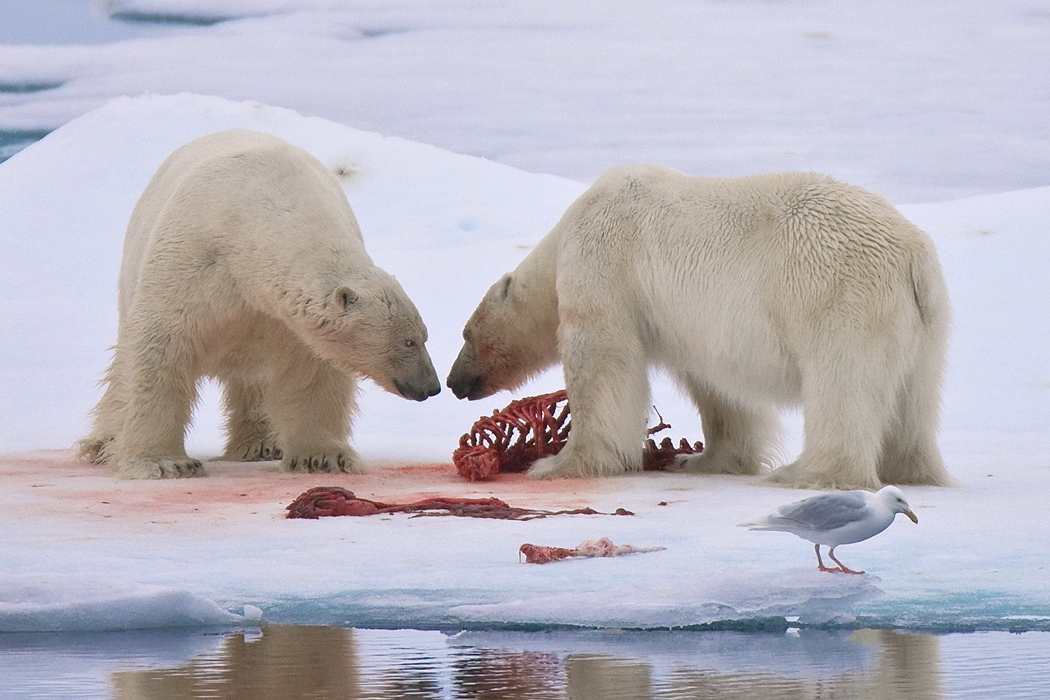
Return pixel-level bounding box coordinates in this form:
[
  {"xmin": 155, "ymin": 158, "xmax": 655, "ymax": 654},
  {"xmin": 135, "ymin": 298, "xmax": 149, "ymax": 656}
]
[
  {"xmin": 527, "ymin": 450, "xmax": 627, "ymax": 479},
  {"xmin": 284, "ymin": 448, "xmax": 362, "ymax": 475},
  {"xmin": 670, "ymin": 450, "xmax": 762, "ymax": 476},
  {"xmin": 77, "ymin": 437, "xmax": 112, "ymax": 464},
  {"xmin": 526, "ymin": 454, "xmax": 569, "ymax": 479},
  {"xmin": 221, "ymin": 438, "xmax": 283, "ymax": 462},
  {"xmin": 119, "ymin": 457, "xmax": 205, "ymax": 479},
  {"xmin": 765, "ymin": 459, "xmax": 880, "ymax": 491},
  {"xmin": 669, "ymin": 452, "xmax": 717, "ymax": 473}
]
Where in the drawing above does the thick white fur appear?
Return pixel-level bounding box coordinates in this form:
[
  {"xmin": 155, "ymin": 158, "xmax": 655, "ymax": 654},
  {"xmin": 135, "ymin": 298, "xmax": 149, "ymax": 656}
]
[
  {"xmin": 448, "ymin": 165, "xmax": 952, "ymax": 489},
  {"xmin": 80, "ymin": 130, "xmax": 439, "ymax": 479}
]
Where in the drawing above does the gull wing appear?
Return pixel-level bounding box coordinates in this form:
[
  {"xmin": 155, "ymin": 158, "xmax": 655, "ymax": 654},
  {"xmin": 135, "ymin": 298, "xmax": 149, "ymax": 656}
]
[{"xmin": 751, "ymin": 491, "xmax": 869, "ymax": 532}]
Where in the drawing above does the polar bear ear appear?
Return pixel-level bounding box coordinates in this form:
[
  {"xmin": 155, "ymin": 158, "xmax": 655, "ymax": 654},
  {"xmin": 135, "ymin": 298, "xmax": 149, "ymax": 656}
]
[{"xmin": 331, "ymin": 285, "xmax": 359, "ymax": 311}]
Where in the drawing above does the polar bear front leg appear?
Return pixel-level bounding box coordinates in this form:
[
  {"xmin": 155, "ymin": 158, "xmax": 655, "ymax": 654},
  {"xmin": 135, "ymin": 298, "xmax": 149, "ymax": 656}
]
[
  {"xmin": 672, "ymin": 380, "xmax": 778, "ymax": 476},
  {"xmin": 220, "ymin": 377, "xmax": 283, "ymax": 461},
  {"xmin": 111, "ymin": 341, "xmax": 204, "ymax": 479},
  {"xmin": 267, "ymin": 358, "xmax": 363, "ymax": 474},
  {"xmin": 528, "ymin": 317, "xmax": 650, "ymax": 479}
]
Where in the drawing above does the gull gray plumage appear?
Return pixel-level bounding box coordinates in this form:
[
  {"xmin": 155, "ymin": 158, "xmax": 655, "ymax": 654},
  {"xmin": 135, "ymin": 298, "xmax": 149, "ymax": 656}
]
[{"xmin": 741, "ymin": 485, "xmax": 918, "ymax": 574}]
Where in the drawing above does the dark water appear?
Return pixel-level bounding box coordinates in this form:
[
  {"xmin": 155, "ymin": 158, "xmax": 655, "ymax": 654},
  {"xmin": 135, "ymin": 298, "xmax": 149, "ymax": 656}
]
[
  {"xmin": 2, "ymin": 626, "xmax": 1049, "ymax": 699},
  {"xmin": 0, "ymin": 129, "xmax": 52, "ymax": 162}
]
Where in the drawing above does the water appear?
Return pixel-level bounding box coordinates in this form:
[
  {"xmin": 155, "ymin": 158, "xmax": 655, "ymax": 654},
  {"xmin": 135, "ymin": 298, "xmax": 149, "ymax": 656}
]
[
  {"xmin": 0, "ymin": 129, "xmax": 51, "ymax": 162},
  {"xmin": 2, "ymin": 626, "xmax": 1049, "ymax": 699},
  {"xmin": 0, "ymin": 0, "xmax": 199, "ymax": 46}
]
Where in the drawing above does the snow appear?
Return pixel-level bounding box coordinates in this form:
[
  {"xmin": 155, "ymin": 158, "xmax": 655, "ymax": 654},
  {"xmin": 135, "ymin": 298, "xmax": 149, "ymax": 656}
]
[
  {"xmin": 0, "ymin": 575, "xmax": 240, "ymax": 633},
  {"xmin": 1, "ymin": 93, "xmax": 1048, "ymax": 636},
  {"xmin": 2, "ymin": 0, "xmax": 1050, "ymax": 203},
  {"xmin": 0, "ymin": 92, "xmax": 582, "ymax": 458}
]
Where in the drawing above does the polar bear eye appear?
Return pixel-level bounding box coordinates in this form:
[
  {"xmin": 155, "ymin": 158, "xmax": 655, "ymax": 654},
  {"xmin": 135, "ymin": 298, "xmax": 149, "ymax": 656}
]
[{"xmin": 405, "ymin": 339, "xmax": 416, "ymax": 348}]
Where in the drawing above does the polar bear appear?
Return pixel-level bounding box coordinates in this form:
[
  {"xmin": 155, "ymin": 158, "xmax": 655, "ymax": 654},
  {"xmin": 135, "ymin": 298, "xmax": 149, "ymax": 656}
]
[
  {"xmin": 447, "ymin": 165, "xmax": 952, "ymax": 490},
  {"xmin": 79, "ymin": 129, "xmax": 441, "ymax": 479}
]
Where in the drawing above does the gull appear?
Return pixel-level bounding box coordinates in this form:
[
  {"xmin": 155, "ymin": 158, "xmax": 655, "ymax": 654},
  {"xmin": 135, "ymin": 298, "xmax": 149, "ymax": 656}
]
[{"xmin": 741, "ymin": 485, "xmax": 918, "ymax": 574}]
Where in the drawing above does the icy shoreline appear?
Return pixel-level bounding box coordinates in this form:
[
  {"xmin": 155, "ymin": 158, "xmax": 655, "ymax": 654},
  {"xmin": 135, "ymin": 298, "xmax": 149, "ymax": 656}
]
[{"xmin": 1, "ymin": 94, "xmax": 1048, "ymax": 635}]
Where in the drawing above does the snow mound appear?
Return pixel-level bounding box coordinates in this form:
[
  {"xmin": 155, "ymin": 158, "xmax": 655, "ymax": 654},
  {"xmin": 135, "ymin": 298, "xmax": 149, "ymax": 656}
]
[
  {"xmin": 0, "ymin": 575, "xmax": 243, "ymax": 633},
  {"xmin": 0, "ymin": 92, "xmax": 583, "ymax": 456}
]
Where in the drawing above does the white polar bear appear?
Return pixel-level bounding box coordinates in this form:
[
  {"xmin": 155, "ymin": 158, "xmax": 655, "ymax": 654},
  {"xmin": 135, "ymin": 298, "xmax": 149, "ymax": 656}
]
[
  {"xmin": 447, "ymin": 165, "xmax": 952, "ymax": 490},
  {"xmin": 80, "ymin": 129, "xmax": 440, "ymax": 479}
]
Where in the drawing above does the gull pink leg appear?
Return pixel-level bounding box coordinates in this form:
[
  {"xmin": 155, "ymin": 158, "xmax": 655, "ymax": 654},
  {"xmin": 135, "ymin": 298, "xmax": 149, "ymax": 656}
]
[
  {"xmin": 815, "ymin": 544, "xmax": 844, "ymax": 573},
  {"xmin": 827, "ymin": 546, "xmax": 864, "ymax": 575}
]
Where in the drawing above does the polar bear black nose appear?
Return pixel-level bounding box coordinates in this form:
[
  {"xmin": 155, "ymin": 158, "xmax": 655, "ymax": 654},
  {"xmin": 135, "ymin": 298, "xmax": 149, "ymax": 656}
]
[
  {"xmin": 395, "ymin": 375, "xmax": 441, "ymax": 402},
  {"xmin": 447, "ymin": 344, "xmax": 490, "ymax": 400},
  {"xmin": 448, "ymin": 372, "xmax": 487, "ymax": 401}
]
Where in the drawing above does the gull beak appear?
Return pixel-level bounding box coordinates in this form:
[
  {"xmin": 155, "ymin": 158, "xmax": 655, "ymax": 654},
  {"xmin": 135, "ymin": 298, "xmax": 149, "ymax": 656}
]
[{"xmin": 903, "ymin": 508, "xmax": 918, "ymax": 524}]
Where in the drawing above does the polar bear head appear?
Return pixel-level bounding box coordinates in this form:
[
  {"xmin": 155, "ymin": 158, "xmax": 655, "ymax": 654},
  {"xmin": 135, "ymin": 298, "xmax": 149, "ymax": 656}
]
[
  {"xmin": 306, "ymin": 270, "xmax": 441, "ymax": 401},
  {"xmin": 447, "ymin": 267, "xmax": 560, "ymax": 401}
]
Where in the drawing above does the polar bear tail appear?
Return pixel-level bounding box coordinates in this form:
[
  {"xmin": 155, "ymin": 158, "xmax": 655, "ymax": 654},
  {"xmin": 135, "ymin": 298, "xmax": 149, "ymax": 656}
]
[
  {"xmin": 906, "ymin": 228, "xmax": 951, "ymax": 331},
  {"xmin": 910, "ymin": 257, "xmax": 937, "ymax": 328}
]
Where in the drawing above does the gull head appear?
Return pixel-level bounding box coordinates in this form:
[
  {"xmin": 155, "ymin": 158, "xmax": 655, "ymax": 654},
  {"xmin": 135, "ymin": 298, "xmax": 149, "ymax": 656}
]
[{"xmin": 878, "ymin": 485, "xmax": 918, "ymax": 524}]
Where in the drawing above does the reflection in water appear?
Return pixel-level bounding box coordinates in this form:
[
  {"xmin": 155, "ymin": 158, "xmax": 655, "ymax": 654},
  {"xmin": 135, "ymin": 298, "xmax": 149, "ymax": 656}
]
[
  {"xmin": 567, "ymin": 655, "xmax": 653, "ymax": 700},
  {"xmin": 453, "ymin": 648, "xmax": 564, "ymax": 698},
  {"xmin": 664, "ymin": 630, "xmax": 941, "ymax": 699},
  {"xmin": 857, "ymin": 628, "xmax": 942, "ymax": 699},
  {"xmin": 112, "ymin": 626, "xmax": 360, "ymax": 700},
  {"xmin": 107, "ymin": 626, "xmax": 951, "ymax": 700}
]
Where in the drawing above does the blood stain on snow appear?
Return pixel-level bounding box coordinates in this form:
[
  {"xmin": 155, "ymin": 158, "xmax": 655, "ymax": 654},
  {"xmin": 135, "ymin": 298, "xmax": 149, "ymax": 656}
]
[{"xmin": 0, "ymin": 451, "xmax": 608, "ymax": 521}]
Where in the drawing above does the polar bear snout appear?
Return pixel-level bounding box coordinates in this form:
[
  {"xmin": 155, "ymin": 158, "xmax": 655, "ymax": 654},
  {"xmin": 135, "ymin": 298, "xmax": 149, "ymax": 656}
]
[
  {"xmin": 383, "ymin": 341, "xmax": 441, "ymax": 402},
  {"xmin": 446, "ymin": 344, "xmax": 494, "ymax": 401},
  {"xmin": 447, "ymin": 370, "xmax": 487, "ymax": 401},
  {"xmin": 394, "ymin": 369, "xmax": 442, "ymax": 402}
]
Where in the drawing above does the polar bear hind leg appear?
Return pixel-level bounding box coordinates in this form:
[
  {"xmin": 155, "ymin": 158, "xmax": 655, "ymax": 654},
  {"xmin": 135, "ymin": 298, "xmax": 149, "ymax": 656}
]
[
  {"xmin": 528, "ymin": 312, "xmax": 651, "ymax": 479},
  {"xmin": 877, "ymin": 349, "xmax": 953, "ymax": 486},
  {"xmin": 264, "ymin": 354, "xmax": 362, "ymax": 474},
  {"xmin": 111, "ymin": 332, "xmax": 204, "ymax": 479},
  {"xmin": 219, "ymin": 377, "xmax": 283, "ymax": 461},
  {"xmin": 77, "ymin": 354, "xmax": 130, "ymax": 464},
  {"xmin": 673, "ymin": 379, "xmax": 780, "ymax": 476}
]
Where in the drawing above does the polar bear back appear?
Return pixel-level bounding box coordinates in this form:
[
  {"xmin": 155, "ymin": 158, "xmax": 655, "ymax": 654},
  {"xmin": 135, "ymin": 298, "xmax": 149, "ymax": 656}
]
[
  {"xmin": 118, "ymin": 129, "xmax": 369, "ymax": 322},
  {"xmin": 553, "ymin": 165, "xmax": 949, "ymax": 405}
]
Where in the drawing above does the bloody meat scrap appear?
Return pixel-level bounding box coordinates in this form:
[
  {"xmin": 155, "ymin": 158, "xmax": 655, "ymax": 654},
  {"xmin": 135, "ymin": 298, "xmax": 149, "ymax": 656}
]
[
  {"xmin": 519, "ymin": 537, "xmax": 666, "ymax": 564},
  {"xmin": 453, "ymin": 390, "xmax": 703, "ymax": 480},
  {"xmin": 452, "ymin": 390, "xmax": 571, "ymax": 481},
  {"xmin": 286, "ymin": 486, "xmax": 634, "ymax": 521}
]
